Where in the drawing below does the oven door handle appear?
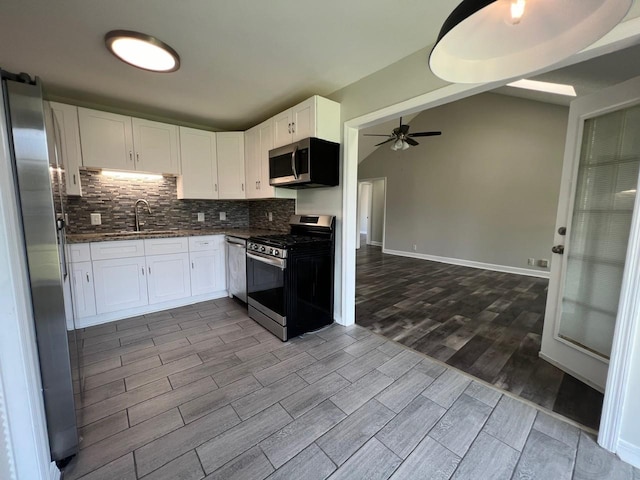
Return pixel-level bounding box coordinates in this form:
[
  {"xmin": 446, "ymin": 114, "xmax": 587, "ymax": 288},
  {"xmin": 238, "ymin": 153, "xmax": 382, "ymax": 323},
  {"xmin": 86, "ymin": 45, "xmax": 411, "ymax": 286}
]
[{"xmin": 247, "ymin": 252, "xmax": 286, "ymax": 270}]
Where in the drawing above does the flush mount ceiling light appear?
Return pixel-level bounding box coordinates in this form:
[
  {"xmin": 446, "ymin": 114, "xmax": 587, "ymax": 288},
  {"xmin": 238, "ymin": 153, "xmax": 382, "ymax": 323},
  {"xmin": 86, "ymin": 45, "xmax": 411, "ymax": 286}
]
[
  {"xmin": 105, "ymin": 30, "xmax": 180, "ymax": 72},
  {"xmin": 507, "ymin": 79, "xmax": 577, "ymax": 96},
  {"xmin": 429, "ymin": 0, "xmax": 632, "ymax": 84}
]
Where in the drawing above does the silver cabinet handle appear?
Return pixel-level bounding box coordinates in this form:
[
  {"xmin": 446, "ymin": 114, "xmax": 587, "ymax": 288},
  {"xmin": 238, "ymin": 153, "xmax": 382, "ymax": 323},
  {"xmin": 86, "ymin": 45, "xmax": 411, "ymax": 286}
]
[
  {"xmin": 148, "ymin": 266, "xmax": 151, "ymax": 274},
  {"xmin": 291, "ymin": 121, "xmax": 295, "ymax": 133},
  {"xmin": 288, "ymin": 123, "xmax": 291, "ymax": 134},
  {"xmin": 256, "ymin": 180, "xmax": 258, "ymax": 189},
  {"xmin": 136, "ymin": 152, "xmax": 140, "ymax": 163},
  {"xmin": 192, "ymin": 262, "xmax": 195, "ymax": 269},
  {"xmin": 258, "ymin": 180, "xmax": 261, "ymax": 189},
  {"xmin": 241, "ymin": 183, "xmax": 244, "ymax": 191},
  {"xmin": 86, "ymin": 273, "xmax": 90, "ymax": 283},
  {"xmin": 73, "ymin": 174, "xmax": 77, "ymax": 185},
  {"xmin": 214, "ymin": 184, "xmax": 218, "ymax": 192},
  {"xmin": 129, "ymin": 151, "xmax": 133, "ymax": 162},
  {"xmin": 141, "ymin": 267, "xmax": 144, "ymax": 275}
]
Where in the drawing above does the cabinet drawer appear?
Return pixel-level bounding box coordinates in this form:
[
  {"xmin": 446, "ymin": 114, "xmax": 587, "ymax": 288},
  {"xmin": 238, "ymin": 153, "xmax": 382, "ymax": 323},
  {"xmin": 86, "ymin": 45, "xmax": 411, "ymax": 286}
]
[
  {"xmin": 68, "ymin": 243, "xmax": 91, "ymax": 263},
  {"xmin": 90, "ymin": 240, "xmax": 145, "ymax": 260},
  {"xmin": 189, "ymin": 235, "xmax": 223, "ymax": 252},
  {"xmin": 144, "ymin": 237, "xmax": 188, "ymax": 255}
]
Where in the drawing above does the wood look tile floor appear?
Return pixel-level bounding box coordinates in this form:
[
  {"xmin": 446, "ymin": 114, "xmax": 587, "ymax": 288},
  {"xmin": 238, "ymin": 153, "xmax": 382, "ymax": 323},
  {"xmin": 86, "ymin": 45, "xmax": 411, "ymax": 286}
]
[
  {"xmin": 355, "ymin": 242, "xmax": 605, "ymax": 430},
  {"xmin": 64, "ymin": 297, "xmax": 638, "ymax": 480}
]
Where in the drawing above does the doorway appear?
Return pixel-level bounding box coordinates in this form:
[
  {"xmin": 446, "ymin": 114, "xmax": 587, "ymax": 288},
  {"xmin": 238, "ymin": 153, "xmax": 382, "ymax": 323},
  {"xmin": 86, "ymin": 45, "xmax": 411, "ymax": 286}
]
[
  {"xmin": 356, "ymin": 179, "xmax": 386, "ymax": 250},
  {"xmin": 344, "ymin": 55, "xmax": 640, "ymax": 448}
]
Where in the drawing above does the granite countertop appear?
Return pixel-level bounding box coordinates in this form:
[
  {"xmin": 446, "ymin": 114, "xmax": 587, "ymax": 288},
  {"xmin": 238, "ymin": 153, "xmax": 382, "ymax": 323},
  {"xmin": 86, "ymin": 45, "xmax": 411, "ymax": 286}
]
[{"xmin": 65, "ymin": 228, "xmax": 284, "ymax": 244}]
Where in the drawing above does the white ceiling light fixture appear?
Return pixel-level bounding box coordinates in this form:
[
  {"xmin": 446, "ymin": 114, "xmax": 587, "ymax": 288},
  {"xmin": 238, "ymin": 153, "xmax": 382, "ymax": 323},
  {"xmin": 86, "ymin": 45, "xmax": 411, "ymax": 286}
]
[
  {"xmin": 507, "ymin": 79, "xmax": 577, "ymax": 96},
  {"xmin": 429, "ymin": 0, "xmax": 632, "ymax": 84},
  {"xmin": 105, "ymin": 30, "xmax": 180, "ymax": 73}
]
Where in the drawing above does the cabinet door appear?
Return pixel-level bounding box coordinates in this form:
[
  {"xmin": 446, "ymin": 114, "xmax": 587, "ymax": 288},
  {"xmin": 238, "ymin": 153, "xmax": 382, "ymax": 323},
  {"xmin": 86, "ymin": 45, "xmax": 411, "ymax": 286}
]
[
  {"xmin": 78, "ymin": 108, "xmax": 134, "ymax": 170},
  {"xmin": 273, "ymin": 109, "xmax": 293, "ymax": 148},
  {"xmin": 93, "ymin": 257, "xmax": 147, "ymax": 314},
  {"xmin": 258, "ymin": 119, "xmax": 275, "ymax": 197},
  {"xmin": 50, "ymin": 102, "xmax": 83, "ymax": 196},
  {"xmin": 70, "ymin": 261, "xmax": 96, "ymax": 319},
  {"xmin": 132, "ymin": 118, "xmax": 180, "ymax": 174},
  {"xmin": 244, "ymin": 126, "xmax": 261, "ymax": 199},
  {"xmin": 217, "ymin": 132, "xmax": 246, "ymax": 199},
  {"xmin": 190, "ymin": 249, "xmax": 225, "ymax": 296},
  {"xmin": 177, "ymin": 127, "xmax": 218, "ymax": 200},
  {"xmin": 146, "ymin": 253, "xmax": 191, "ymax": 304},
  {"xmin": 291, "ymin": 97, "xmax": 315, "ymax": 142}
]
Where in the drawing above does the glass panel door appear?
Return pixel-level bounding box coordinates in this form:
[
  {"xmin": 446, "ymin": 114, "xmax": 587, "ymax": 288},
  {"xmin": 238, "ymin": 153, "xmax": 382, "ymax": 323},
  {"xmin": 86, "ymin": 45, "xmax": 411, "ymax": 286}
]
[{"xmin": 558, "ymin": 105, "xmax": 640, "ymax": 358}]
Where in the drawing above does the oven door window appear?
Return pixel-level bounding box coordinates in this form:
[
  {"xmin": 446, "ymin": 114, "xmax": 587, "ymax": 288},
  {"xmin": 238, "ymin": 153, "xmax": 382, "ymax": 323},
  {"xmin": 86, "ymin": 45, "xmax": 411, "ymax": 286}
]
[{"xmin": 247, "ymin": 255, "xmax": 286, "ymax": 318}]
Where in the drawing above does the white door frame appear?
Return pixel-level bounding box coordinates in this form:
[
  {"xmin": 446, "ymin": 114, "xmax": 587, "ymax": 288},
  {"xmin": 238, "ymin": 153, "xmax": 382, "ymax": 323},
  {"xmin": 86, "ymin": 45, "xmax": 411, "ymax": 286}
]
[
  {"xmin": 359, "ymin": 177, "xmax": 388, "ymax": 248},
  {"xmin": 340, "ymin": 18, "xmax": 640, "ymax": 455}
]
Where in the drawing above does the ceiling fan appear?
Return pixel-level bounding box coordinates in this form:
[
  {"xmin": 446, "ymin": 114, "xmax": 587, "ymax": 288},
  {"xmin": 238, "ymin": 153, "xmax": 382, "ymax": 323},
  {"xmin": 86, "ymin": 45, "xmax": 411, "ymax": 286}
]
[{"xmin": 364, "ymin": 117, "xmax": 441, "ymax": 151}]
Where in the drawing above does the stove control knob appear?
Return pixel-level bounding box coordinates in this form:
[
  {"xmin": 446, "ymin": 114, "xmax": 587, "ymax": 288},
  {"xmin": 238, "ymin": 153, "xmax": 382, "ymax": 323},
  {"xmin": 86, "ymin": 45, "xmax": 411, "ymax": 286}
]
[
  {"xmin": 273, "ymin": 249, "xmax": 279, "ymax": 257},
  {"xmin": 260, "ymin": 246, "xmax": 266, "ymax": 253},
  {"xmin": 269, "ymin": 248, "xmax": 274, "ymax": 255}
]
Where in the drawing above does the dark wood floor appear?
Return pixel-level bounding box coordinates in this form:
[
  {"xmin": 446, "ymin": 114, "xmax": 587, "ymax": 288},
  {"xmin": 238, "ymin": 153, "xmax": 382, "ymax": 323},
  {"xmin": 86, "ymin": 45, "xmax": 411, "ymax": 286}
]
[{"xmin": 355, "ymin": 242, "xmax": 604, "ymax": 430}]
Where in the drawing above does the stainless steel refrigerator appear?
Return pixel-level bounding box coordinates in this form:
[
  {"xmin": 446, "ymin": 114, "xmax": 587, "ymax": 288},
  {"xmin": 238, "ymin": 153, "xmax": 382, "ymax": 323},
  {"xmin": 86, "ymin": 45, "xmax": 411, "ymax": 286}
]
[{"xmin": 2, "ymin": 71, "xmax": 78, "ymax": 464}]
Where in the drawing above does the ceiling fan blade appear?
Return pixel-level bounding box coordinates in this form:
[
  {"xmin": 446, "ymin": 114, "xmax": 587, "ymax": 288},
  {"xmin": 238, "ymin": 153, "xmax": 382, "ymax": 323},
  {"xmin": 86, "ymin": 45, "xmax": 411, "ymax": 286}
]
[
  {"xmin": 363, "ymin": 134, "xmax": 392, "ymax": 137},
  {"xmin": 405, "ymin": 137, "xmax": 419, "ymax": 146},
  {"xmin": 399, "ymin": 124, "xmax": 410, "ymax": 135},
  {"xmin": 374, "ymin": 138, "xmax": 395, "ymax": 147},
  {"xmin": 408, "ymin": 131, "xmax": 442, "ymax": 137}
]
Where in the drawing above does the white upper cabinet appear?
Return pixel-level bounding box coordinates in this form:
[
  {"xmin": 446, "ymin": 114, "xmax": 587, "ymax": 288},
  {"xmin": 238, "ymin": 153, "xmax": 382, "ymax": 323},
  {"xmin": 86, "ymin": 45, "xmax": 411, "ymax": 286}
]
[
  {"xmin": 131, "ymin": 118, "xmax": 179, "ymax": 174},
  {"xmin": 49, "ymin": 102, "xmax": 83, "ymax": 196},
  {"xmin": 177, "ymin": 127, "xmax": 219, "ymax": 200},
  {"xmin": 216, "ymin": 132, "xmax": 245, "ymax": 199},
  {"xmin": 244, "ymin": 125, "xmax": 261, "ymax": 199},
  {"xmin": 78, "ymin": 108, "xmax": 134, "ymax": 170},
  {"xmin": 271, "ymin": 95, "xmax": 340, "ymax": 148},
  {"xmin": 78, "ymin": 107, "xmax": 179, "ymax": 174}
]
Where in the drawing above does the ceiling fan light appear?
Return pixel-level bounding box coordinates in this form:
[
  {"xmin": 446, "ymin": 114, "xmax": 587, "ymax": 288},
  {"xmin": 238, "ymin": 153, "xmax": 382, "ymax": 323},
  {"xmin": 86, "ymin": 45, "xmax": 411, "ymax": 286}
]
[
  {"xmin": 402, "ymin": 140, "xmax": 410, "ymax": 150},
  {"xmin": 105, "ymin": 30, "xmax": 180, "ymax": 72},
  {"xmin": 391, "ymin": 139, "xmax": 404, "ymax": 151},
  {"xmin": 429, "ymin": 0, "xmax": 632, "ymax": 84}
]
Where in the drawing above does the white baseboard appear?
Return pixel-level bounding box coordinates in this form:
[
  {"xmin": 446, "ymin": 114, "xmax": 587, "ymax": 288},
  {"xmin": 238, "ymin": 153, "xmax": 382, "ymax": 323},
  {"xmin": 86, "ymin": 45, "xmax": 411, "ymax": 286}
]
[
  {"xmin": 49, "ymin": 462, "xmax": 60, "ymax": 480},
  {"xmin": 70, "ymin": 290, "xmax": 229, "ymax": 330},
  {"xmin": 369, "ymin": 241, "xmax": 382, "ymax": 247},
  {"xmin": 382, "ymin": 248, "xmax": 550, "ymax": 279},
  {"xmin": 617, "ymin": 439, "xmax": 640, "ymax": 469}
]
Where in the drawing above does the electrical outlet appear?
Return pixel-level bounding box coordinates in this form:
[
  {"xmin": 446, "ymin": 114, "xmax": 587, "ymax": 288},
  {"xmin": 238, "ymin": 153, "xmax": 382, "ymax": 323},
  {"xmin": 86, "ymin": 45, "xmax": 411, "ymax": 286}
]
[
  {"xmin": 90, "ymin": 213, "xmax": 101, "ymax": 226},
  {"xmin": 219, "ymin": 211, "xmax": 226, "ymax": 221},
  {"xmin": 527, "ymin": 258, "xmax": 536, "ymax": 266},
  {"xmin": 197, "ymin": 212, "xmax": 205, "ymax": 222},
  {"xmin": 269, "ymin": 212, "xmax": 273, "ymax": 221},
  {"xmin": 413, "ymin": 244, "xmax": 417, "ymax": 251},
  {"xmin": 539, "ymin": 259, "xmax": 550, "ymax": 268}
]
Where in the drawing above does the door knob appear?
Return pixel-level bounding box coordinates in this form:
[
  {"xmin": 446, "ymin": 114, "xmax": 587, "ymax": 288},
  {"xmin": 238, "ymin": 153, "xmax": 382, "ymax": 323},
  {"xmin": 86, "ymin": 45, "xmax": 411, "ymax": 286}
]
[
  {"xmin": 552, "ymin": 245, "xmax": 565, "ymax": 254},
  {"xmin": 558, "ymin": 227, "xmax": 567, "ymax": 235}
]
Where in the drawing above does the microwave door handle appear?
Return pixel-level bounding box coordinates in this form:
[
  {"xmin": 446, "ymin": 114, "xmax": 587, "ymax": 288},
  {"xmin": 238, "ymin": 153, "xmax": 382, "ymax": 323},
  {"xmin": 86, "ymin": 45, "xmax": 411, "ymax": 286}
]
[{"xmin": 291, "ymin": 145, "xmax": 299, "ymax": 179}]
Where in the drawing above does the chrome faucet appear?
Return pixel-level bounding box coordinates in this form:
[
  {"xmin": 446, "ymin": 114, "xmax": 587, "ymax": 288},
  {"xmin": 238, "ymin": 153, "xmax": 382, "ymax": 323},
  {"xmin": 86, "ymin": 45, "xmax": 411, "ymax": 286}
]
[{"xmin": 134, "ymin": 199, "xmax": 151, "ymax": 232}]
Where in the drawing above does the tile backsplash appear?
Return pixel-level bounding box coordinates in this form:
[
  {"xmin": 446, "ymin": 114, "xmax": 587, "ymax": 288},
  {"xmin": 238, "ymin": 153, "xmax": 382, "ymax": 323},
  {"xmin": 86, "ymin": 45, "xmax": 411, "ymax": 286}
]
[{"xmin": 63, "ymin": 170, "xmax": 294, "ymax": 234}]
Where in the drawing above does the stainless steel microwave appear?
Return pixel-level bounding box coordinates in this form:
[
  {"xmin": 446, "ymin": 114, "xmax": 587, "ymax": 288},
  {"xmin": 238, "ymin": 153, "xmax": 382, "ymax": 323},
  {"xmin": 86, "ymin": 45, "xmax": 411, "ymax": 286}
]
[{"xmin": 269, "ymin": 137, "xmax": 339, "ymax": 189}]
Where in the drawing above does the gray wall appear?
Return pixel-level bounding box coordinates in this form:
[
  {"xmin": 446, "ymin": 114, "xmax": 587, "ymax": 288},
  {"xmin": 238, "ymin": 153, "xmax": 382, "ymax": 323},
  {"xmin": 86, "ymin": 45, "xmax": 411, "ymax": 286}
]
[{"xmin": 358, "ymin": 93, "xmax": 569, "ymax": 272}]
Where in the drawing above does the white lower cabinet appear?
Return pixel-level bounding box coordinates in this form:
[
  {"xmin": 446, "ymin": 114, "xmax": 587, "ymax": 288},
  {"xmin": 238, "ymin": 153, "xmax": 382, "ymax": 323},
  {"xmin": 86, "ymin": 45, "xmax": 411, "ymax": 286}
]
[
  {"xmin": 147, "ymin": 253, "xmax": 191, "ymax": 304},
  {"xmin": 93, "ymin": 256, "xmax": 148, "ymax": 314},
  {"xmin": 190, "ymin": 250, "xmax": 224, "ymax": 296},
  {"xmin": 70, "ymin": 234, "xmax": 228, "ymax": 325},
  {"xmin": 189, "ymin": 235, "xmax": 226, "ymax": 296},
  {"xmin": 70, "ymin": 261, "xmax": 96, "ymax": 319}
]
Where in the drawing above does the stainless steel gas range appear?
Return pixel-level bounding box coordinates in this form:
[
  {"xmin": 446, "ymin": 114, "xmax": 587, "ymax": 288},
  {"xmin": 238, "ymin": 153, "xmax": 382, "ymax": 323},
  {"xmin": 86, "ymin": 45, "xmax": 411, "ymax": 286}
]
[{"xmin": 246, "ymin": 215, "xmax": 335, "ymax": 341}]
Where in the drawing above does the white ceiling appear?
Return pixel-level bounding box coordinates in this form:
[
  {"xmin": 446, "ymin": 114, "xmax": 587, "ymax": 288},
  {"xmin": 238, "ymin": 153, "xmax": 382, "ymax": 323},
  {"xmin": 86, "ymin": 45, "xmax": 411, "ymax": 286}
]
[{"xmin": 0, "ymin": 0, "xmax": 456, "ymax": 130}]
